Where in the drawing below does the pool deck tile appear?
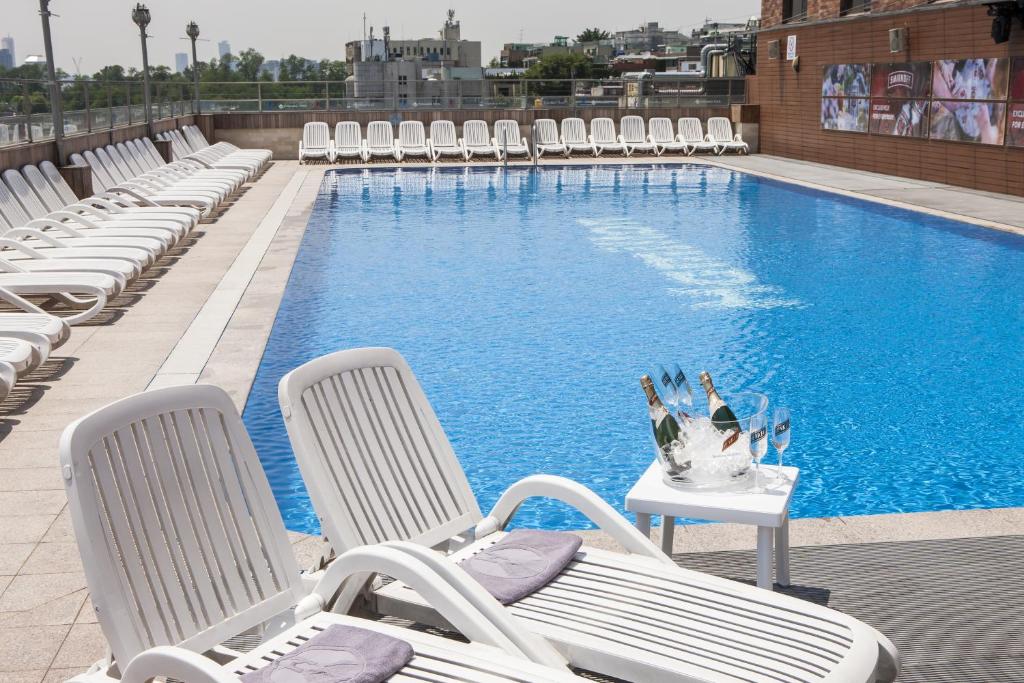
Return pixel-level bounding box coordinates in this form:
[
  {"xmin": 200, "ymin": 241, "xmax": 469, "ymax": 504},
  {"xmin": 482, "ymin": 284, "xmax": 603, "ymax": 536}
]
[{"xmin": 0, "ymin": 155, "xmax": 1017, "ymax": 680}]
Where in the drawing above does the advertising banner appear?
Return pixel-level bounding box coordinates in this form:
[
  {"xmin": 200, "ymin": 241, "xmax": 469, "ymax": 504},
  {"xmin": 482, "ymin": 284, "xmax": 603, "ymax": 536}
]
[
  {"xmin": 929, "ymin": 100, "xmax": 1006, "ymax": 145},
  {"xmin": 1010, "ymin": 57, "xmax": 1024, "ymax": 148},
  {"xmin": 822, "ymin": 97, "xmax": 870, "ymax": 133},
  {"xmin": 822, "ymin": 64, "xmax": 871, "ymax": 98},
  {"xmin": 871, "ymin": 62, "xmax": 932, "ymax": 99},
  {"xmin": 870, "ymin": 99, "xmax": 929, "ymax": 137},
  {"xmin": 932, "ymin": 58, "xmax": 1008, "ymax": 101}
]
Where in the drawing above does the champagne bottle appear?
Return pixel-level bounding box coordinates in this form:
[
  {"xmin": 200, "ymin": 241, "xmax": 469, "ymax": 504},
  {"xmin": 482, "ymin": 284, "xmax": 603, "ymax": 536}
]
[
  {"xmin": 698, "ymin": 371, "xmax": 740, "ymax": 434},
  {"xmin": 640, "ymin": 375, "xmax": 682, "ymax": 454}
]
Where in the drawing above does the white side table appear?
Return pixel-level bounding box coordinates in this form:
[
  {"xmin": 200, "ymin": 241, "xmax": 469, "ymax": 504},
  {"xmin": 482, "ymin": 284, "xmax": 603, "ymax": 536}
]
[{"xmin": 625, "ymin": 461, "xmax": 799, "ymax": 591}]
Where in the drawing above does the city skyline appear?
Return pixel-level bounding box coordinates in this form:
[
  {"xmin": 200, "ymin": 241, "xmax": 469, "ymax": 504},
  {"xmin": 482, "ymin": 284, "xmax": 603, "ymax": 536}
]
[{"xmin": 0, "ymin": 0, "xmax": 757, "ymax": 75}]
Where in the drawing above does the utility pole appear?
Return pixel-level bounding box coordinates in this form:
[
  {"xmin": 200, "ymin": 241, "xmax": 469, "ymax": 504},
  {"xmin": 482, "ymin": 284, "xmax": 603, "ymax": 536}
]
[
  {"xmin": 132, "ymin": 3, "xmax": 154, "ymax": 138},
  {"xmin": 38, "ymin": 0, "xmax": 66, "ymax": 163}
]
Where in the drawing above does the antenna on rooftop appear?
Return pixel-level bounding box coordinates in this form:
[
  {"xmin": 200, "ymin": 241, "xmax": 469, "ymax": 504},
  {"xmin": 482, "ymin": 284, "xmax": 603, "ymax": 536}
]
[
  {"xmin": 71, "ymin": 56, "xmax": 83, "ymax": 76},
  {"xmin": 363, "ymin": 13, "xmax": 367, "ymax": 41}
]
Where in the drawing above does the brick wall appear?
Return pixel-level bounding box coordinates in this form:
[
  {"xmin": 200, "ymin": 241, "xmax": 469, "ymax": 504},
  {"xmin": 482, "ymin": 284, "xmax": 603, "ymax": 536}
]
[
  {"xmin": 763, "ymin": 0, "xmax": 968, "ymax": 29},
  {"xmin": 752, "ymin": 3, "xmax": 1024, "ymax": 196}
]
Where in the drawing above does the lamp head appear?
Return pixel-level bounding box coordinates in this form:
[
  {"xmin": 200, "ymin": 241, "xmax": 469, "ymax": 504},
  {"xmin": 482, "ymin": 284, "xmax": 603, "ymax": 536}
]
[
  {"xmin": 186, "ymin": 21, "xmax": 200, "ymax": 40},
  {"xmin": 132, "ymin": 3, "xmax": 151, "ymax": 30}
]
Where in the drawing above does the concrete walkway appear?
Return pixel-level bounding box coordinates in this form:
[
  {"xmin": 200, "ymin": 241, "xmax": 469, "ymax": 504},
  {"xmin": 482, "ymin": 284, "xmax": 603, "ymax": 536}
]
[{"xmin": 0, "ymin": 154, "xmax": 1020, "ymax": 681}]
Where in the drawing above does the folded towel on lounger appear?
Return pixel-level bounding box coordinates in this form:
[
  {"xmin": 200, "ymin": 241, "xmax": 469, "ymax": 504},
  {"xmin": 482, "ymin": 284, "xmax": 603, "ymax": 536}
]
[{"xmin": 460, "ymin": 529, "xmax": 583, "ymax": 605}]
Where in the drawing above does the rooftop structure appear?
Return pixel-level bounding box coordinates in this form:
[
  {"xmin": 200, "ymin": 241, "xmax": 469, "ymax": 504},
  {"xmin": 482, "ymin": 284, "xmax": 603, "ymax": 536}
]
[
  {"xmin": 614, "ymin": 21, "xmax": 688, "ymax": 53},
  {"xmin": 346, "ymin": 10, "xmax": 482, "ymax": 68}
]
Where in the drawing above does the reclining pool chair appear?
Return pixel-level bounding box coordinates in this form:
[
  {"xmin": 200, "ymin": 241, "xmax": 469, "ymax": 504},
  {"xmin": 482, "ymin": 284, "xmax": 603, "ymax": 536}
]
[
  {"xmin": 648, "ymin": 117, "xmax": 690, "ymax": 156},
  {"xmin": 365, "ymin": 121, "xmax": 402, "ymax": 162},
  {"xmin": 533, "ymin": 119, "xmax": 567, "ymax": 158},
  {"xmin": 560, "ymin": 117, "xmax": 596, "ymax": 157},
  {"xmin": 72, "ymin": 150, "xmax": 216, "ymax": 216},
  {"xmin": 398, "ymin": 121, "xmax": 432, "ymax": 161},
  {"xmin": 619, "ymin": 115, "xmax": 658, "ymax": 156},
  {"xmin": 678, "ymin": 117, "xmax": 719, "ymax": 155},
  {"xmin": 461, "ymin": 120, "xmax": 499, "ymax": 161},
  {"xmin": 279, "ymin": 347, "xmax": 901, "ymax": 683},
  {"xmin": 707, "ymin": 116, "xmax": 750, "ymax": 155},
  {"xmin": 60, "ymin": 384, "xmax": 587, "ymax": 683},
  {"xmin": 493, "ymin": 120, "xmax": 530, "ymax": 159},
  {"xmin": 182, "ymin": 123, "xmax": 272, "ymax": 169},
  {"xmin": 299, "ymin": 122, "xmax": 332, "ymax": 163},
  {"xmin": 589, "ymin": 118, "xmax": 628, "ymax": 156},
  {"xmin": 429, "ymin": 120, "xmax": 465, "ymax": 161},
  {"xmin": 333, "ymin": 121, "xmax": 366, "ymax": 162}
]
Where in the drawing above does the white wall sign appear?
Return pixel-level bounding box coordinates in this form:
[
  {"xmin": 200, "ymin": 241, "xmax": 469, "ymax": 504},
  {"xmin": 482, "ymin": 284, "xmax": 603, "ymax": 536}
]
[{"xmin": 786, "ymin": 35, "xmax": 797, "ymax": 61}]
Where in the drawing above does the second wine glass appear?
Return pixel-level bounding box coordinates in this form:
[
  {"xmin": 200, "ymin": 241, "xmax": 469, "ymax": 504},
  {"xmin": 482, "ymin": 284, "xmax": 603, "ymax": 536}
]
[
  {"xmin": 748, "ymin": 412, "xmax": 769, "ymax": 493},
  {"xmin": 772, "ymin": 406, "xmax": 791, "ymax": 472}
]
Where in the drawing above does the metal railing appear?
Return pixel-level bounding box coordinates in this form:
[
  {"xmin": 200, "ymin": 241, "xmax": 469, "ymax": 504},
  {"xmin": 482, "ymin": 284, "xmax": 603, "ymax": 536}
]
[
  {"xmin": 0, "ymin": 76, "xmax": 746, "ymax": 148},
  {"xmin": 0, "ymin": 77, "xmax": 194, "ymax": 148}
]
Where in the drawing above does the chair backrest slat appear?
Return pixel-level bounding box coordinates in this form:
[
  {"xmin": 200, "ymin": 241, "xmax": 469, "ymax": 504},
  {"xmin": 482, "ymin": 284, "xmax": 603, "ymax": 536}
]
[
  {"xmin": 39, "ymin": 161, "xmax": 81, "ymax": 206},
  {"xmin": 398, "ymin": 121, "xmax": 426, "ymax": 147},
  {"xmin": 280, "ymin": 348, "xmax": 483, "ymax": 554},
  {"xmin": 22, "ymin": 164, "xmax": 66, "ymax": 212},
  {"xmin": 2, "ymin": 169, "xmax": 50, "ymax": 219},
  {"xmin": 302, "ymin": 122, "xmax": 330, "ymax": 150},
  {"xmin": 430, "ymin": 120, "xmax": 458, "ymax": 147},
  {"xmin": 462, "ymin": 120, "xmax": 490, "ymax": 147},
  {"xmin": 367, "ymin": 121, "xmax": 395, "ymax": 149},
  {"xmin": 678, "ymin": 117, "xmax": 705, "ymax": 143},
  {"xmin": 560, "ymin": 117, "xmax": 586, "ymax": 143},
  {"xmin": 620, "ymin": 115, "xmax": 646, "ymax": 143},
  {"xmin": 61, "ymin": 386, "xmax": 304, "ymax": 668},
  {"xmin": 590, "ymin": 118, "xmax": 616, "ymax": 144},
  {"xmin": 648, "ymin": 117, "xmax": 674, "ymax": 143},
  {"xmin": 335, "ymin": 121, "xmax": 362, "ymax": 149},
  {"xmin": 534, "ymin": 119, "xmax": 559, "ymax": 144},
  {"xmin": 0, "ymin": 174, "xmax": 35, "ymax": 226}
]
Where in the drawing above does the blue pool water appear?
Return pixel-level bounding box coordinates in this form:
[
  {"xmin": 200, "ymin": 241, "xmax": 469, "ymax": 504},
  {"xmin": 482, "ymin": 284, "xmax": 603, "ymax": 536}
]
[{"xmin": 243, "ymin": 165, "xmax": 1024, "ymax": 535}]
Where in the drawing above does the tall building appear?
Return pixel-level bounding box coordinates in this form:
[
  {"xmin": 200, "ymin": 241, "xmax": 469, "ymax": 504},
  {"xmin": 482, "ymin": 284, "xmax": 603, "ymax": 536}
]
[
  {"xmin": 614, "ymin": 22, "xmax": 687, "ymax": 53},
  {"xmin": 218, "ymin": 40, "xmax": 231, "ymax": 59},
  {"xmin": 175, "ymin": 52, "xmax": 189, "ymax": 74},
  {"xmin": 345, "ymin": 10, "xmax": 481, "ymax": 69},
  {"xmin": 1, "ymin": 36, "xmax": 15, "ymax": 66},
  {"xmin": 0, "ymin": 49, "xmax": 12, "ymax": 71}
]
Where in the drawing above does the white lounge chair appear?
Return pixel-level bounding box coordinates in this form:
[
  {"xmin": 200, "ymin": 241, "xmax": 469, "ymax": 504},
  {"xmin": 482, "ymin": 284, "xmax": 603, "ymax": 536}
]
[
  {"xmin": 533, "ymin": 119, "xmax": 567, "ymax": 158},
  {"xmin": 398, "ymin": 121, "xmax": 432, "ymax": 161},
  {"xmin": 183, "ymin": 123, "xmax": 272, "ymax": 168},
  {"xmin": 75, "ymin": 150, "xmax": 218, "ymax": 215},
  {"xmin": 589, "ymin": 118, "xmax": 629, "ymax": 156},
  {"xmin": 279, "ymin": 348, "xmax": 900, "ymax": 683},
  {"xmin": 60, "ymin": 385, "xmax": 585, "ymax": 683},
  {"xmin": 365, "ymin": 121, "xmax": 402, "ymax": 161},
  {"xmin": 648, "ymin": 117, "xmax": 689, "ymax": 156},
  {"xmin": 299, "ymin": 121, "xmax": 332, "ymax": 163},
  {"xmin": 429, "ymin": 120, "xmax": 465, "ymax": 161},
  {"xmin": 619, "ymin": 115, "xmax": 658, "ymax": 156},
  {"xmin": 678, "ymin": 117, "xmax": 719, "ymax": 155},
  {"xmin": 107, "ymin": 142, "xmax": 239, "ymax": 200},
  {"xmin": 560, "ymin": 117, "xmax": 596, "ymax": 157},
  {"xmin": 493, "ymin": 120, "xmax": 531, "ymax": 159},
  {"xmin": 333, "ymin": 121, "xmax": 366, "ymax": 162},
  {"xmin": 0, "ymin": 286, "xmax": 70, "ymax": 350},
  {"xmin": 707, "ymin": 116, "xmax": 750, "ymax": 155},
  {"xmin": 462, "ymin": 120, "xmax": 499, "ymax": 161},
  {"xmin": 0, "ymin": 360, "xmax": 16, "ymax": 404}
]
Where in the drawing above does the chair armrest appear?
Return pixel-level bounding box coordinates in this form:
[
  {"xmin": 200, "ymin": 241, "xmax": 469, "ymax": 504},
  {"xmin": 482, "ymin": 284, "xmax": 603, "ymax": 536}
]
[
  {"xmin": 477, "ymin": 475, "xmax": 672, "ymax": 565},
  {"xmin": 121, "ymin": 645, "xmax": 236, "ymax": 683},
  {"xmin": 26, "ymin": 218, "xmax": 87, "ymax": 239},
  {"xmin": 0, "ymin": 237, "xmax": 51, "ymax": 259},
  {"xmin": 733, "ymin": 133, "xmax": 744, "ymax": 142},
  {"xmin": 303, "ymin": 543, "xmax": 566, "ymax": 668},
  {"xmin": 4, "ymin": 227, "xmax": 71, "ymax": 248}
]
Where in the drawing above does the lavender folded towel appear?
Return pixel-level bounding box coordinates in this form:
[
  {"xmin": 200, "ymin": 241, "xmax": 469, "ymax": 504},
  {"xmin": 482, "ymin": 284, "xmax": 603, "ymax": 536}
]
[
  {"xmin": 241, "ymin": 624, "xmax": 414, "ymax": 683},
  {"xmin": 459, "ymin": 529, "xmax": 583, "ymax": 605}
]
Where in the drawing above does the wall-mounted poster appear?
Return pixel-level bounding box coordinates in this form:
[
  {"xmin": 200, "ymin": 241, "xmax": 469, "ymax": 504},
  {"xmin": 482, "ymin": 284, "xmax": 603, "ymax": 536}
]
[
  {"xmin": 822, "ymin": 97, "xmax": 870, "ymax": 132},
  {"xmin": 822, "ymin": 64, "xmax": 871, "ymax": 97},
  {"xmin": 1009, "ymin": 57, "xmax": 1024, "ymax": 148},
  {"xmin": 870, "ymin": 99, "xmax": 929, "ymax": 137},
  {"xmin": 930, "ymin": 100, "xmax": 1006, "ymax": 145},
  {"xmin": 932, "ymin": 58, "xmax": 1009, "ymax": 101},
  {"xmin": 871, "ymin": 62, "xmax": 932, "ymax": 99}
]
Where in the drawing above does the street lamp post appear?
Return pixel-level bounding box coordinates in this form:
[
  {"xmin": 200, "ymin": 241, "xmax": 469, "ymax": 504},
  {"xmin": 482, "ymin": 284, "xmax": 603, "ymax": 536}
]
[
  {"xmin": 186, "ymin": 21, "xmax": 201, "ymax": 114},
  {"xmin": 132, "ymin": 3, "xmax": 154, "ymax": 138},
  {"xmin": 38, "ymin": 0, "xmax": 65, "ymax": 163}
]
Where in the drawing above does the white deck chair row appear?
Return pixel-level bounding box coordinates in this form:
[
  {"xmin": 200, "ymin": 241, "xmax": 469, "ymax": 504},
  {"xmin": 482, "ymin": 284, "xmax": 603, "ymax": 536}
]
[{"xmin": 60, "ymin": 347, "xmax": 900, "ymax": 683}]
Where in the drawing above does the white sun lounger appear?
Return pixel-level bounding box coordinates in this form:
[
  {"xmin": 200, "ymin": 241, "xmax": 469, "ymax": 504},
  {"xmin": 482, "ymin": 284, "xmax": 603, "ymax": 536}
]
[
  {"xmin": 0, "ymin": 360, "xmax": 16, "ymax": 404},
  {"xmin": 493, "ymin": 120, "xmax": 530, "ymax": 159},
  {"xmin": 366, "ymin": 121, "xmax": 402, "ymax": 161},
  {"xmin": 167, "ymin": 128, "xmax": 263, "ymax": 177},
  {"xmin": 398, "ymin": 121, "xmax": 432, "ymax": 161},
  {"xmin": 279, "ymin": 348, "xmax": 900, "ymax": 683},
  {"xmin": 462, "ymin": 120, "xmax": 499, "ymax": 160},
  {"xmin": 707, "ymin": 116, "xmax": 750, "ymax": 155},
  {"xmin": 429, "ymin": 120, "xmax": 465, "ymax": 161},
  {"xmin": 533, "ymin": 119, "xmax": 567, "ymax": 158},
  {"xmin": 182, "ymin": 124, "xmax": 272, "ymax": 168},
  {"xmin": 0, "ymin": 270, "xmax": 117, "ymax": 325},
  {"xmin": 678, "ymin": 117, "xmax": 719, "ymax": 155},
  {"xmin": 560, "ymin": 117, "xmax": 596, "ymax": 157},
  {"xmin": 648, "ymin": 117, "xmax": 689, "ymax": 156},
  {"xmin": 75, "ymin": 150, "xmax": 217, "ymax": 215},
  {"xmin": 0, "ymin": 286, "xmax": 70, "ymax": 349},
  {"xmin": 124, "ymin": 139, "xmax": 247, "ymax": 193},
  {"xmin": 589, "ymin": 118, "xmax": 629, "ymax": 156},
  {"xmin": 619, "ymin": 115, "xmax": 658, "ymax": 156},
  {"xmin": 333, "ymin": 121, "xmax": 366, "ymax": 162},
  {"xmin": 60, "ymin": 384, "xmax": 585, "ymax": 683},
  {"xmin": 299, "ymin": 122, "xmax": 332, "ymax": 163}
]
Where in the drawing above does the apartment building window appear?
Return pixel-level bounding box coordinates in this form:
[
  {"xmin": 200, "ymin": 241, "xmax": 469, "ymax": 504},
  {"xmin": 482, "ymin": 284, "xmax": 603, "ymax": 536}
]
[
  {"xmin": 840, "ymin": 0, "xmax": 871, "ymax": 15},
  {"xmin": 783, "ymin": 0, "xmax": 808, "ymax": 22}
]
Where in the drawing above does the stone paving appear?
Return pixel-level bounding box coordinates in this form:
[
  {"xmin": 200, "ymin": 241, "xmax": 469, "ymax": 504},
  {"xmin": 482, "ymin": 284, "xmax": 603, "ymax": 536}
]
[{"xmin": 0, "ymin": 154, "xmax": 1020, "ymax": 681}]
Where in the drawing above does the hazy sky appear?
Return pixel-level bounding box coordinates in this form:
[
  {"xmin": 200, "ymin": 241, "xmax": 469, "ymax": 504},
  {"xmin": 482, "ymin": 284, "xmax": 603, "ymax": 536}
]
[{"xmin": 3, "ymin": 0, "xmax": 759, "ymax": 75}]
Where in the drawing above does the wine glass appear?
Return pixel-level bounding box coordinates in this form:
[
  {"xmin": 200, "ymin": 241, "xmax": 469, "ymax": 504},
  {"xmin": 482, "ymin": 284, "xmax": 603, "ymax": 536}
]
[
  {"xmin": 772, "ymin": 407, "xmax": 791, "ymax": 474},
  {"xmin": 748, "ymin": 413, "xmax": 769, "ymax": 493},
  {"xmin": 669, "ymin": 363, "xmax": 694, "ymax": 411},
  {"xmin": 654, "ymin": 365, "xmax": 681, "ymax": 414}
]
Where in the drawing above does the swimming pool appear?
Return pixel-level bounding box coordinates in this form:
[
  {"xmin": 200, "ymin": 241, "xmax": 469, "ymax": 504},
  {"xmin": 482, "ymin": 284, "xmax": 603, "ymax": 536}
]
[{"xmin": 243, "ymin": 164, "xmax": 1024, "ymax": 535}]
